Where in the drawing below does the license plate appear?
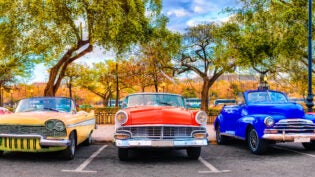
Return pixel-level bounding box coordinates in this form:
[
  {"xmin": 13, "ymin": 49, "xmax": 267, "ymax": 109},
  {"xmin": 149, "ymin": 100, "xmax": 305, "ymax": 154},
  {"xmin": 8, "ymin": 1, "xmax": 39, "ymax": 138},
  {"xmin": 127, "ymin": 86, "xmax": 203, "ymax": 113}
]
[
  {"xmin": 294, "ymin": 137, "xmax": 310, "ymax": 143},
  {"xmin": 128, "ymin": 140, "xmax": 152, "ymax": 146},
  {"xmin": 152, "ymin": 140, "xmax": 174, "ymax": 147}
]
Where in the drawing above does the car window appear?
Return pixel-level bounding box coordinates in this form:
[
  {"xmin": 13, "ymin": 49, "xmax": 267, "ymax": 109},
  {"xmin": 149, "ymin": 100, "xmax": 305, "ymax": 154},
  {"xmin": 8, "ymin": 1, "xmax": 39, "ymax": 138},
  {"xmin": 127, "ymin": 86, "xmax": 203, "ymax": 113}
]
[
  {"xmin": 247, "ymin": 91, "xmax": 288, "ymax": 103},
  {"xmin": 126, "ymin": 94, "xmax": 185, "ymax": 108},
  {"xmin": 15, "ymin": 97, "xmax": 73, "ymax": 113}
]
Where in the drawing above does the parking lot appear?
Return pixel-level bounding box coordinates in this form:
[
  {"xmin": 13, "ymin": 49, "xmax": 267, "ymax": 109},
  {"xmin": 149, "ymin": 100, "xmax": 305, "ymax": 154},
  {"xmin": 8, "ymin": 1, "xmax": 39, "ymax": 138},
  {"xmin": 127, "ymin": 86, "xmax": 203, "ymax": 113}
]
[{"xmin": 1, "ymin": 141, "xmax": 315, "ymax": 177}]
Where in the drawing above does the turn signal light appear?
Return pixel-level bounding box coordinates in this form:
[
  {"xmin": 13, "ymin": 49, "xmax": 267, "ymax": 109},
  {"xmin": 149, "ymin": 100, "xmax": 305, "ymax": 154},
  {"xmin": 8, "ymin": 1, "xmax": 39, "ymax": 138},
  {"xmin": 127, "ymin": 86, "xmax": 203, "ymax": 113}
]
[
  {"xmin": 264, "ymin": 129, "xmax": 278, "ymax": 134},
  {"xmin": 193, "ymin": 133, "xmax": 207, "ymax": 139},
  {"xmin": 114, "ymin": 134, "xmax": 130, "ymax": 140}
]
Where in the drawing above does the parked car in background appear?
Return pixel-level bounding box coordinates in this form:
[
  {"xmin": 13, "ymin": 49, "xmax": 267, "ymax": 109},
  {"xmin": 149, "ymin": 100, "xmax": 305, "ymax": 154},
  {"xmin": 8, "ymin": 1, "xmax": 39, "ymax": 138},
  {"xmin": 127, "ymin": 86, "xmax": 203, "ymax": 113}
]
[
  {"xmin": 0, "ymin": 97, "xmax": 95, "ymax": 160},
  {"xmin": 213, "ymin": 99, "xmax": 236, "ymax": 106},
  {"xmin": 114, "ymin": 93, "xmax": 208, "ymax": 160},
  {"xmin": 0, "ymin": 107, "xmax": 12, "ymax": 115},
  {"xmin": 185, "ymin": 98, "xmax": 201, "ymax": 108},
  {"xmin": 214, "ymin": 89, "xmax": 315, "ymax": 154}
]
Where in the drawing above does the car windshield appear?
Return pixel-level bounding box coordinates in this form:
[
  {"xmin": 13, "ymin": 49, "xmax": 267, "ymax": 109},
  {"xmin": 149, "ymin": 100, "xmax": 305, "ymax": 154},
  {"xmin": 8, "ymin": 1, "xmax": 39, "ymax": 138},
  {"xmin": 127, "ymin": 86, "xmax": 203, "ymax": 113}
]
[
  {"xmin": 247, "ymin": 91, "xmax": 288, "ymax": 104},
  {"xmin": 15, "ymin": 97, "xmax": 73, "ymax": 113},
  {"xmin": 125, "ymin": 94, "xmax": 185, "ymax": 108}
]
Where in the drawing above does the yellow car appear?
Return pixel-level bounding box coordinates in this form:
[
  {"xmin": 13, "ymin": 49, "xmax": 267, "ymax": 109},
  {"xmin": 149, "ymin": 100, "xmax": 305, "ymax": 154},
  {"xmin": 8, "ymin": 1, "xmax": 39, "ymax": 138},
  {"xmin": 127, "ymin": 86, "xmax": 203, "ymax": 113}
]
[{"xmin": 0, "ymin": 97, "xmax": 95, "ymax": 160}]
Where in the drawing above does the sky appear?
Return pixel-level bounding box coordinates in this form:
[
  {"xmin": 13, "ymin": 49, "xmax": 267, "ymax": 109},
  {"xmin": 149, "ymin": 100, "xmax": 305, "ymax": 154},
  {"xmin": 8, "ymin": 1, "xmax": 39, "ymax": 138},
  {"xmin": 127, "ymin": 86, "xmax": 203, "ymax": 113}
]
[{"xmin": 30, "ymin": 0, "xmax": 240, "ymax": 83}]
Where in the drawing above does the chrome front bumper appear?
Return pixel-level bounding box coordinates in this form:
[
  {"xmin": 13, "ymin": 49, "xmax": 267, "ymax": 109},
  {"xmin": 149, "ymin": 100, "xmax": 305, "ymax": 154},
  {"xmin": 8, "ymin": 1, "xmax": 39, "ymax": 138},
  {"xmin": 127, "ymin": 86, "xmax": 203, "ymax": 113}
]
[
  {"xmin": 115, "ymin": 138, "xmax": 208, "ymax": 148},
  {"xmin": 262, "ymin": 133, "xmax": 315, "ymax": 142},
  {"xmin": 0, "ymin": 134, "xmax": 70, "ymax": 147}
]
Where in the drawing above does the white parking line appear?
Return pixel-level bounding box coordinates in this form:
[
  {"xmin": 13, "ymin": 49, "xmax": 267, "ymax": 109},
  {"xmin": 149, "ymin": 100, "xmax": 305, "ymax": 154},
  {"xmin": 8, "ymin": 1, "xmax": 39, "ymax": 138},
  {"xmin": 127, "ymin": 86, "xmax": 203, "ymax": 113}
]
[
  {"xmin": 198, "ymin": 157, "xmax": 230, "ymax": 173},
  {"xmin": 62, "ymin": 145, "xmax": 108, "ymax": 173},
  {"xmin": 273, "ymin": 146, "xmax": 315, "ymax": 158}
]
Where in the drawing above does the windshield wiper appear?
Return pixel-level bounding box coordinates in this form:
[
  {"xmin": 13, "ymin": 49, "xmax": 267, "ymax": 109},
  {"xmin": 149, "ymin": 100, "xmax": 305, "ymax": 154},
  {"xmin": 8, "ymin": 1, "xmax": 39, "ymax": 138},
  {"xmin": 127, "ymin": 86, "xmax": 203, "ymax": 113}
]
[
  {"xmin": 157, "ymin": 101, "xmax": 173, "ymax": 106},
  {"xmin": 43, "ymin": 107, "xmax": 59, "ymax": 112}
]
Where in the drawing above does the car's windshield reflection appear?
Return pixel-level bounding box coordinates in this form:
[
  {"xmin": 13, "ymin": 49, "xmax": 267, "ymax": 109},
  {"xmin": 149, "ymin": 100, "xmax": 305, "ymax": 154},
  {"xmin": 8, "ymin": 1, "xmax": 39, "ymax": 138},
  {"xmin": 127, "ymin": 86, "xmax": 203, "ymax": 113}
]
[
  {"xmin": 15, "ymin": 97, "xmax": 73, "ymax": 113},
  {"xmin": 125, "ymin": 94, "xmax": 185, "ymax": 108}
]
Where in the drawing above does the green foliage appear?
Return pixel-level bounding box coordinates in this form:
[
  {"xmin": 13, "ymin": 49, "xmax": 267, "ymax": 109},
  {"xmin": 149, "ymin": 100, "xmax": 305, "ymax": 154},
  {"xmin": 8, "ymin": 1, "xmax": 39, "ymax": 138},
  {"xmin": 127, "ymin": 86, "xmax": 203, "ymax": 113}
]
[
  {"xmin": 177, "ymin": 22, "xmax": 242, "ymax": 111},
  {"xmin": 0, "ymin": 0, "xmax": 163, "ymax": 96},
  {"xmin": 228, "ymin": 0, "xmax": 312, "ymax": 93},
  {"xmin": 207, "ymin": 108, "xmax": 221, "ymax": 116}
]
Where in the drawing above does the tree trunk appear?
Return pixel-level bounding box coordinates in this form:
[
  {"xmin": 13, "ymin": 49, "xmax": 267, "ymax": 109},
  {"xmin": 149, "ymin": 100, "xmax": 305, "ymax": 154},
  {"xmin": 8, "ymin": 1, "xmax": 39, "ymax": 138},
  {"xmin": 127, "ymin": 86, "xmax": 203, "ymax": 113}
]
[
  {"xmin": 200, "ymin": 79, "xmax": 210, "ymax": 111},
  {"xmin": 44, "ymin": 41, "xmax": 92, "ymax": 96}
]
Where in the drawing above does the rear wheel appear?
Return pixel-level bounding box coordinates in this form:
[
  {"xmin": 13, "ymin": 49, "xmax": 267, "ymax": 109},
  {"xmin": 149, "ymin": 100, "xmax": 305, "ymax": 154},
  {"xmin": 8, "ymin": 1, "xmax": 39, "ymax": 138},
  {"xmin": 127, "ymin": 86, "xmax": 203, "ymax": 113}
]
[
  {"xmin": 0, "ymin": 151, "xmax": 3, "ymax": 156},
  {"xmin": 62, "ymin": 132, "xmax": 76, "ymax": 160},
  {"xmin": 186, "ymin": 147, "xmax": 201, "ymax": 160},
  {"xmin": 216, "ymin": 124, "xmax": 228, "ymax": 145},
  {"xmin": 118, "ymin": 148, "xmax": 129, "ymax": 161},
  {"xmin": 247, "ymin": 127, "xmax": 268, "ymax": 155},
  {"xmin": 302, "ymin": 141, "xmax": 315, "ymax": 150}
]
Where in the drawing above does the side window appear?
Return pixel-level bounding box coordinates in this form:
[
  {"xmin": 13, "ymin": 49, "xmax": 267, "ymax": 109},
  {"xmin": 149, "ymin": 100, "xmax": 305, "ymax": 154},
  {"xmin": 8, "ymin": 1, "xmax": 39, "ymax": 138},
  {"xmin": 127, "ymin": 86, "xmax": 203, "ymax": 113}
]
[{"xmin": 237, "ymin": 92, "xmax": 245, "ymax": 105}]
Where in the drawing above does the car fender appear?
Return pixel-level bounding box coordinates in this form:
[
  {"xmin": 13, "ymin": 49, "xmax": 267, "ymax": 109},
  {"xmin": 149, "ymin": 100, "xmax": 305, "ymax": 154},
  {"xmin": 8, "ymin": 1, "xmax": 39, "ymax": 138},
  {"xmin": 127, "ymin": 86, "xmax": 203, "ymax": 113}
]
[{"xmin": 237, "ymin": 114, "xmax": 267, "ymax": 139}]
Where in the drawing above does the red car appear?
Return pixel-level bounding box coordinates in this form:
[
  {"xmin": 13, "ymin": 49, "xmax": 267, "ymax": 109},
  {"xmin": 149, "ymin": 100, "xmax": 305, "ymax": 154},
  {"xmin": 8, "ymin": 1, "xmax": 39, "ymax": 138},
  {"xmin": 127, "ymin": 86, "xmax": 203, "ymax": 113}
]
[
  {"xmin": 0, "ymin": 107, "xmax": 12, "ymax": 115},
  {"xmin": 114, "ymin": 93, "xmax": 208, "ymax": 160}
]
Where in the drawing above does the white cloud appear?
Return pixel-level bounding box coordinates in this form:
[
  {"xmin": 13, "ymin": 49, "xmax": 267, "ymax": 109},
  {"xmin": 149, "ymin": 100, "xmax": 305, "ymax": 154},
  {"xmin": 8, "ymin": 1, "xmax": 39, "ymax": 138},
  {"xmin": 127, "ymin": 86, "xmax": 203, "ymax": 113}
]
[
  {"xmin": 167, "ymin": 9, "xmax": 189, "ymax": 17},
  {"xmin": 191, "ymin": 0, "xmax": 217, "ymax": 14},
  {"xmin": 193, "ymin": 6, "xmax": 204, "ymax": 13}
]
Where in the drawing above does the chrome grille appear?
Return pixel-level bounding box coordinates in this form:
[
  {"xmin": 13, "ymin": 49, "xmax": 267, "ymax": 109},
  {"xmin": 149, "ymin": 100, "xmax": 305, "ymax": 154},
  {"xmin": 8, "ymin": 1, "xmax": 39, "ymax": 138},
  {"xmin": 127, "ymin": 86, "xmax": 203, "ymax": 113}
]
[
  {"xmin": 0, "ymin": 125, "xmax": 66, "ymax": 137},
  {"xmin": 0, "ymin": 137, "xmax": 39, "ymax": 150},
  {"xmin": 117, "ymin": 126, "xmax": 206, "ymax": 139},
  {"xmin": 272, "ymin": 119, "xmax": 315, "ymax": 133}
]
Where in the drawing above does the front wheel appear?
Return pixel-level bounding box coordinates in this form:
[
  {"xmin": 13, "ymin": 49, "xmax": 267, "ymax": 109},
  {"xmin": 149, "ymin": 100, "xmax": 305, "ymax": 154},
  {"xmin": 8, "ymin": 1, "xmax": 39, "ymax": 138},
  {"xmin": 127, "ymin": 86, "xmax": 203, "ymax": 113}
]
[
  {"xmin": 62, "ymin": 132, "xmax": 76, "ymax": 160},
  {"xmin": 302, "ymin": 141, "xmax": 315, "ymax": 150},
  {"xmin": 247, "ymin": 127, "xmax": 268, "ymax": 155},
  {"xmin": 186, "ymin": 147, "xmax": 201, "ymax": 160}
]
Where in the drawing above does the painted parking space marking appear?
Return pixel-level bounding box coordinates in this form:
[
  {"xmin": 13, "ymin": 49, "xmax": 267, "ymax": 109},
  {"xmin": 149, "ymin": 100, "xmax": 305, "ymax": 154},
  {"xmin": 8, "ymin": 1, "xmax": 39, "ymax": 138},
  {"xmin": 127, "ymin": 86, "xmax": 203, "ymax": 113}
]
[
  {"xmin": 62, "ymin": 145, "xmax": 108, "ymax": 173},
  {"xmin": 198, "ymin": 157, "xmax": 230, "ymax": 173},
  {"xmin": 273, "ymin": 145, "xmax": 315, "ymax": 158}
]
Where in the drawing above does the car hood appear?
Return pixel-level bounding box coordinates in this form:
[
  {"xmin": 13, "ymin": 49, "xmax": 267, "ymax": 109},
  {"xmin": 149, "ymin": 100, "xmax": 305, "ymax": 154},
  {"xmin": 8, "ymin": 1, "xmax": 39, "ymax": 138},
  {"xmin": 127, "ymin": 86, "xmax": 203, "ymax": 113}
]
[
  {"xmin": 247, "ymin": 103, "xmax": 305, "ymax": 118},
  {"xmin": 0, "ymin": 112, "xmax": 71, "ymax": 125},
  {"xmin": 124, "ymin": 106, "xmax": 196, "ymax": 126}
]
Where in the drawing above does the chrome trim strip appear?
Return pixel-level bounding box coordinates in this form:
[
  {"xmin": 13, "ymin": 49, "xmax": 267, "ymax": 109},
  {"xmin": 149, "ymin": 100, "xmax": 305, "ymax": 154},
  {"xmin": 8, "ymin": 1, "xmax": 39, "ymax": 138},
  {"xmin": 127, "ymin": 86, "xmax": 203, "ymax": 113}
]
[
  {"xmin": 115, "ymin": 138, "xmax": 208, "ymax": 147},
  {"xmin": 67, "ymin": 118, "xmax": 95, "ymax": 128},
  {"xmin": 262, "ymin": 133, "xmax": 315, "ymax": 141},
  {"xmin": 220, "ymin": 133, "xmax": 246, "ymax": 140}
]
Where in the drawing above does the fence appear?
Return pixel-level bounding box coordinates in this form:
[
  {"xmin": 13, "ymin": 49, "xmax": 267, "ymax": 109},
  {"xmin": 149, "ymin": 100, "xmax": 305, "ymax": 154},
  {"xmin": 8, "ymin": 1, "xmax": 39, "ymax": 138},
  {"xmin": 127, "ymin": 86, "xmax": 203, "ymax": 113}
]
[{"xmin": 95, "ymin": 111, "xmax": 217, "ymax": 125}]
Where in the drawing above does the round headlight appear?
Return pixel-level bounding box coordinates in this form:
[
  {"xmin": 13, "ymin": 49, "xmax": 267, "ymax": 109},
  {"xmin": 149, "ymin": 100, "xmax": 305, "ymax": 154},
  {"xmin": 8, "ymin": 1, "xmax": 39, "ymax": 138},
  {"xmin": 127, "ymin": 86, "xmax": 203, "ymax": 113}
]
[
  {"xmin": 264, "ymin": 116, "xmax": 275, "ymax": 127},
  {"xmin": 195, "ymin": 111, "xmax": 208, "ymax": 124},
  {"xmin": 46, "ymin": 121, "xmax": 55, "ymax": 130},
  {"xmin": 45, "ymin": 119, "xmax": 65, "ymax": 131},
  {"xmin": 54, "ymin": 121, "xmax": 65, "ymax": 131},
  {"xmin": 115, "ymin": 110, "xmax": 128, "ymax": 125}
]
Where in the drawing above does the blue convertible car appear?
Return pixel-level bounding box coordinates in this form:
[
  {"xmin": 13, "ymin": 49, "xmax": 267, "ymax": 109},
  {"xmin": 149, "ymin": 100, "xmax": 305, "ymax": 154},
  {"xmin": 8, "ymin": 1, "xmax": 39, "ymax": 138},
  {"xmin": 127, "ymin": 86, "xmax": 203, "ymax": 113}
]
[{"xmin": 214, "ymin": 89, "xmax": 315, "ymax": 154}]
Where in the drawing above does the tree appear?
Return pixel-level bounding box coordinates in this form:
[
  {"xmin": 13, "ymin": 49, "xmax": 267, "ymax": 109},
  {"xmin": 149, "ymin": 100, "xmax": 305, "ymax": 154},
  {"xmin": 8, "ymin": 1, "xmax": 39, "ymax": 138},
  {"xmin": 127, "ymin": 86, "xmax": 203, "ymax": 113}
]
[
  {"xmin": 176, "ymin": 23, "xmax": 241, "ymax": 111},
  {"xmin": 228, "ymin": 0, "xmax": 313, "ymax": 92},
  {"xmin": 64, "ymin": 63, "xmax": 81, "ymax": 99},
  {"xmin": 75, "ymin": 62, "xmax": 114, "ymax": 106},
  {"xmin": 137, "ymin": 15, "xmax": 181, "ymax": 92},
  {"xmin": 1, "ymin": 0, "xmax": 162, "ymax": 96}
]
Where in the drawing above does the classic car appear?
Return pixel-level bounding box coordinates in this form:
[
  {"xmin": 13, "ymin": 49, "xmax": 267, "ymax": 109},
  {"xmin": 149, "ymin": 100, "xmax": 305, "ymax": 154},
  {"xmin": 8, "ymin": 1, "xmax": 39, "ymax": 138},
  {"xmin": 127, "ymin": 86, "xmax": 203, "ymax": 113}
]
[
  {"xmin": 185, "ymin": 98, "xmax": 201, "ymax": 109},
  {"xmin": 0, "ymin": 97, "xmax": 95, "ymax": 160},
  {"xmin": 114, "ymin": 93, "xmax": 208, "ymax": 160},
  {"xmin": 0, "ymin": 107, "xmax": 12, "ymax": 115},
  {"xmin": 214, "ymin": 89, "xmax": 315, "ymax": 154}
]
